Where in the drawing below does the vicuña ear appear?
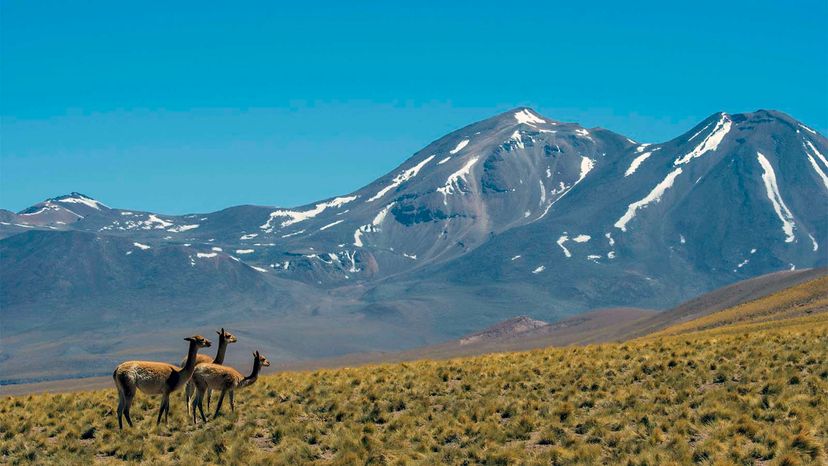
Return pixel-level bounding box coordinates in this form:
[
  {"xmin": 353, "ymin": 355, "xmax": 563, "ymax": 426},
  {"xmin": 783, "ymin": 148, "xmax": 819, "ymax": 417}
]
[
  {"xmin": 216, "ymin": 330, "xmax": 221, "ymax": 336},
  {"xmin": 221, "ymin": 327, "xmax": 225, "ymax": 333},
  {"xmin": 184, "ymin": 337, "xmax": 193, "ymax": 342}
]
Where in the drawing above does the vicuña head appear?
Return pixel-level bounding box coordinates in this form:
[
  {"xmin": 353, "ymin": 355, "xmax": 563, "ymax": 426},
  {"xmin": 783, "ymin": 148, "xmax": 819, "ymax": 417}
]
[
  {"xmin": 181, "ymin": 327, "xmax": 239, "ymax": 415},
  {"xmin": 113, "ymin": 334, "xmax": 212, "ymax": 429},
  {"xmin": 191, "ymin": 350, "xmax": 270, "ymax": 424}
]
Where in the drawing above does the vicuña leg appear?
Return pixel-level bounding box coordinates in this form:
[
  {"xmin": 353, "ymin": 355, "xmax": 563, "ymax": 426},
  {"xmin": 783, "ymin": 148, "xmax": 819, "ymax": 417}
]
[
  {"xmin": 123, "ymin": 392, "xmax": 135, "ymax": 428},
  {"xmin": 214, "ymin": 388, "xmax": 227, "ymax": 418},
  {"xmin": 184, "ymin": 382, "xmax": 194, "ymax": 415},
  {"xmin": 116, "ymin": 389, "xmax": 125, "ymax": 430},
  {"xmin": 156, "ymin": 394, "xmax": 170, "ymax": 425}
]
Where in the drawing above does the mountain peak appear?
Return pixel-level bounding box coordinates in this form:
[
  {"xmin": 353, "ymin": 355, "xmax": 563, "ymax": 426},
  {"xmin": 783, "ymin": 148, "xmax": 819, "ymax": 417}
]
[
  {"xmin": 699, "ymin": 109, "xmax": 822, "ymax": 136},
  {"xmin": 487, "ymin": 107, "xmax": 560, "ymax": 127},
  {"xmin": 51, "ymin": 192, "xmax": 95, "ymax": 201},
  {"xmin": 47, "ymin": 192, "xmax": 109, "ymax": 211}
]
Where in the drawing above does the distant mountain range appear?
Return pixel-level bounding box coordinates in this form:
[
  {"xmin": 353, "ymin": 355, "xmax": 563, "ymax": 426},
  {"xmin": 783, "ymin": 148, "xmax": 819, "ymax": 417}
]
[{"xmin": 2, "ymin": 107, "xmax": 826, "ymax": 383}]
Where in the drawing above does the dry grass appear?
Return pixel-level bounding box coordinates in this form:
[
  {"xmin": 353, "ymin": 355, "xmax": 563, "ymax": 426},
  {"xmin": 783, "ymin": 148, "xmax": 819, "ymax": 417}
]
[
  {"xmin": 649, "ymin": 276, "xmax": 828, "ymax": 338},
  {"xmin": 1, "ymin": 315, "xmax": 827, "ymax": 464}
]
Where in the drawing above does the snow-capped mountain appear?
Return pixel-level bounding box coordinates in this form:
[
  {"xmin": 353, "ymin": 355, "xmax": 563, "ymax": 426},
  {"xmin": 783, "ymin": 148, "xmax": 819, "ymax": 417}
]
[
  {"xmin": 0, "ymin": 192, "xmax": 111, "ymax": 233},
  {"xmin": 2, "ymin": 108, "xmax": 826, "ymax": 383}
]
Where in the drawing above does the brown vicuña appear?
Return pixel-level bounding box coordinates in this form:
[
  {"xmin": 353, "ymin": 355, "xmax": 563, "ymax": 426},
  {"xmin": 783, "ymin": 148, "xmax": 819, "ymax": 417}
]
[
  {"xmin": 180, "ymin": 328, "xmax": 237, "ymax": 415},
  {"xmin": 113, "ymin": 335, "xmax": 212, "ymax": 429},
  {"xmin": 191, "ymin": 350, "xmax": 270, "ymax": 423}
]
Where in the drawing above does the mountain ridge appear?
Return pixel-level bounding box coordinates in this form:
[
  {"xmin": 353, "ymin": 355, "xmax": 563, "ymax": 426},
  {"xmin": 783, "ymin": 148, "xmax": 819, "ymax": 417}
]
[
  {"xmin": 4, "ymin": 107, "xmax": 817, "ymax": 223},
  {"xmin": 1, "ymin": 106, "xmax": 826, "ymax": 383}
]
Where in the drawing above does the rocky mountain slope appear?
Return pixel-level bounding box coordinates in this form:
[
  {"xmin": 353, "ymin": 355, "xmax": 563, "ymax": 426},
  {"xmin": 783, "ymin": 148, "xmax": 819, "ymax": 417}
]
[{"xmin": 1, "ymin": 107, "xmax": 826, "ymax": 383}]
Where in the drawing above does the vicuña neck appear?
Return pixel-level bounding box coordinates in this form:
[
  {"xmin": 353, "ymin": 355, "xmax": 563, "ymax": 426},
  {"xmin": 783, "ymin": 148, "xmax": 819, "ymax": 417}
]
[
  {"xmin": 240, "ymin": 358, "xmax": 262, "ymax": 388},
  {"xmin": 213, "ymin": 336, "xmax": 228, "ymax": 365},
  {"xmin": 179, "ymin": 341, "xmax": 201, "ymax": 379}
]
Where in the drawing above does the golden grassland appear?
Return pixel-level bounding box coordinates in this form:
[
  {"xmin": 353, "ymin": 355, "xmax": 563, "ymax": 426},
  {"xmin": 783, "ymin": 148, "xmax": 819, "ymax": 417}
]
[
  {"xmin": 2, "ymin": 315, "xmax": 827, "ymax": 464},
  {"xmin": 648, "ymin": 276, "xmax": 828, "ymax": 339}
]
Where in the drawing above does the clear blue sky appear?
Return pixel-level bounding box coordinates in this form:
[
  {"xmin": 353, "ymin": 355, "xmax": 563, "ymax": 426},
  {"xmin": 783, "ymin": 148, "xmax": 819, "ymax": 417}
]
[{"xmin": 2, "ymin": 1, "xmax": 826, "ymax": 214}]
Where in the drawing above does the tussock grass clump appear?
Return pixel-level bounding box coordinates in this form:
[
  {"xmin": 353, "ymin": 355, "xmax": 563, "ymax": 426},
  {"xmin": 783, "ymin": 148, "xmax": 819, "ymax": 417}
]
[{"xmin": 1, "ymin": 314, "xmax": 827, "ymax": 464}]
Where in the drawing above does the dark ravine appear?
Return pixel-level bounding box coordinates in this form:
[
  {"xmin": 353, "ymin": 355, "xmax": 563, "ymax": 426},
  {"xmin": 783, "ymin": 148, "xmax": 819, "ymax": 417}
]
[{"xmin": 1, "ymin": 108, "xmax": 827, "ymax": 383}]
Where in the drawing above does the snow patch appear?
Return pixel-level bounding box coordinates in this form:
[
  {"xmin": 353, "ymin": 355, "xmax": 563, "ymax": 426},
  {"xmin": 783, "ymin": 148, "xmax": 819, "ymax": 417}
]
[
  {"xmin": 809, "ymin": 234, "xmax": 819, "ymax": 252},
  {"xmin": 511, "ymin": 255, "xmax": 521, "ymax": 261},
  {"xmin": 514, "ymin": 109, "xmax": 545, "ymax": 125},
  {"xmin": 371, "ymin": 203, "xmax": 393, "ymax": 226},
  {"xmin": 145, "ymin": 214, "xmax": 173, "ymax": 229},
  {"xmin": 240, "ymin": 233, "xmax": 258, "ymax": 240},
  {"xmin": 342, "ymin": 250, "xmax": 360, "ymax": 273},
  {"xmin": 509, "ymin": 131, "xmax": 524, "ymax": 149},
  {"xmin": 212, "ymin": 247, "xmax": 223, "ymax": 252},
  {"xmin": 236, "ymin": 249, "xmax": 254, "ymax": 254},
  {"xmin": 132, "ymin": 214, "xmax": 165, "ymax": 228},
  {"xmin": 168, "ymin": 224, "xmax": 199, "ymax": 233},
  {"xmin": 319, "ymin": 219, "xmax": 344, "ymax": 231},
  {"xmin": 803, "ymin": 141, "xmax": 828, "ymax": 190},
  {"xmin": 572, "ymin": 234, "xmax": 591, "ymax": 243},
  {"xmin": 674, "ymin": 114, "xmax": 731, "ymax": 165},
  {"xmin": 197, "ymin": 252, "xmax": 217, "ymax": 258},
  {"xmin": 19, "ymin": 207, "xmax": 48, "ymax": 216},
  {"xmin": 531, "ymin": 265, "xmax": 546, "ymax": 274},
  {"xmin": 687, "ymin": 122, "xmax": 713, "ymax": 142},
  {"xmin": 605, "ymin": 232, "xmax": 615, "ymax": 246},
  {"xmin": 538, "ymin": 180, "xmax": 547, "ymax": 206},
  {"xmin": 757, "ymin": 152, "xmax": 796, "ymax": 242},
  {"xmin": 354, "ymin": 202, "xmax": 395, "ymax": 247},
  {"xmin": 449, "ymin": 139, "xmax": 470, "ymax": 154},
  {"xmin": 536, "ymin": 157, "xmax": 594, "ymax": 221},
  {"xmin": 56, "ymin": 195, "xmax": 108, "ymax": 210},
  {"xmin": 557, "ymin": 235, "xmax": 572, "ymax": 258},
  {"xmin": 261, "ymin": 195, "xmax": 357, "ymax": 230},
  {"xmin": 437, "ymin": 156, "xmax": 451, "ymax": 165},
  {"xmin": 281, "ymin": 230, "xmax": 305, "ymax": 238},
  {"xmin": 437, "ymin": 156, "xmax": 480, "ymax": 205},
  {"xmin": 578, "ymin": 157, "xmax": 595, "ymax": 183},
  {"xmin": 133, "ymin": 242, "xmax": 151, "ymax": 250},
  {"xmin": 251, "ymin": 266, "xmax": 268, "ymax": 273},
  {"xmin": 799, "ymin": 124, "xmax": 818, "ymax": 135},
  {"xmin": 368, "ymin": 155, "xmax": 435, "ymax": 202},
  {"xmin": 615, "ymin": 167, "xmax": 683, "ymax": 232},
  {"xmin": 625, "ymin": 148, "xmax": 660, "ymax": 177}
]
